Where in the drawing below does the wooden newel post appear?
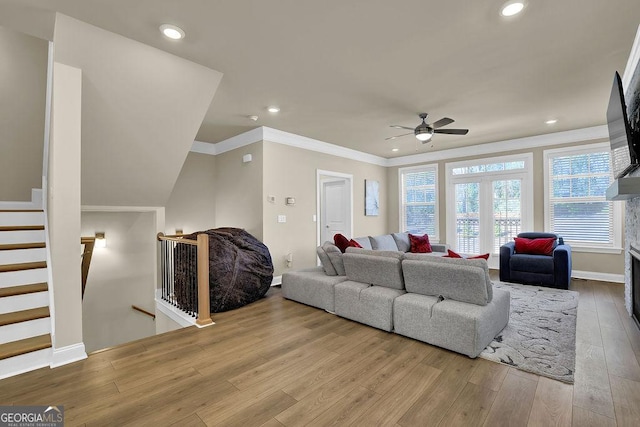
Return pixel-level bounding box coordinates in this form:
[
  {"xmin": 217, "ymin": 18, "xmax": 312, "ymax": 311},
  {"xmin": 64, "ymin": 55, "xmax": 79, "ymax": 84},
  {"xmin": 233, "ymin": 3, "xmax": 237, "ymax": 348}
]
[{"xmin": 196, "ymin": 233, "xmax": 213, "ymax": 327}]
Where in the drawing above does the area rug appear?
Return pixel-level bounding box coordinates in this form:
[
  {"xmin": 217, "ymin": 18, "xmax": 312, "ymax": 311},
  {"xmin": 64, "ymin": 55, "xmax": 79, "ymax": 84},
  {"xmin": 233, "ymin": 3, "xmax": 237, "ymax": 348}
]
[{"xmin": 480, "ymin": 281, "xmax": 578, "ymax": 383}]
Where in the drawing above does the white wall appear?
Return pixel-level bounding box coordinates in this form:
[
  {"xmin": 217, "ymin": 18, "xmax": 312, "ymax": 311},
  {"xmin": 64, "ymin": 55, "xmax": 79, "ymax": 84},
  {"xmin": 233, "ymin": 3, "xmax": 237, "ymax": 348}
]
[
  {"xmin": 81, "ymin": 211, "xmax": 157, "ymax": 353},
  {"xmin": 0, "ymin": 26, "xmax": 47, "ymax": 201},
  {"xmin": 165, "ymin": 152, "xmax": 216, "ymax": 235},
  {"xmin": 52, "ymin": 13, "xmax": 222, "ymax": 207},
  {"xmin": 48, "ymin": 61, "xmax": 84, "ymax": 357}
]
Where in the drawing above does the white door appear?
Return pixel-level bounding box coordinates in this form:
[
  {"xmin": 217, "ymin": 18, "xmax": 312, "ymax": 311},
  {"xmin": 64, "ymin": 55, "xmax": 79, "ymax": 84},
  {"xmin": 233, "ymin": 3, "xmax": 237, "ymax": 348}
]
[{"xmin": 321, "ymin": 179, "xmax": 349, "ymax": 243}]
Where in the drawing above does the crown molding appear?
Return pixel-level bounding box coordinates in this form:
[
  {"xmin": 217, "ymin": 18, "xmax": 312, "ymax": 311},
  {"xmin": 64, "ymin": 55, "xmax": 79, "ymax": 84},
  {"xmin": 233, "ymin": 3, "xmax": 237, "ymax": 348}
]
[
  {"xmin": 191, "ymin": 125, "xmax": 609, "ymax": 169},
  {"xmin": 622, "ymin": 24, "xmax": 640, "ymax": 92},
  {"xmin": 262, "ymin": 127, "xmax": 388, "ymax": 166},
  {"xmin": 385, "ymin": 125, "xmax": 609, "ymax": 167}
]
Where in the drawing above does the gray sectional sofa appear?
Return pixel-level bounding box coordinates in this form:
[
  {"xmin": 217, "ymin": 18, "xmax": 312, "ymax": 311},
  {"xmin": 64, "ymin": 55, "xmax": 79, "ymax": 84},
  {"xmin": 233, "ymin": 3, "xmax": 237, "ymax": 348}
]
[{"xmin": 281, "ymin": 233, "xmax": 510, "ymax": 358}]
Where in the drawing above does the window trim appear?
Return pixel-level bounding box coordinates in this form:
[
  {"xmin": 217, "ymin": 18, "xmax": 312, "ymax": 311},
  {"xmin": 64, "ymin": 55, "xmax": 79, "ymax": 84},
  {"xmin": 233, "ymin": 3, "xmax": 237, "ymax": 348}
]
[
  {"xmin": 543, "ymin": 142, "xmax": 623, "ymax": 253},
  {"xmin": 398, "ymin": 163, "xmax": 439, "ymax": 242}
]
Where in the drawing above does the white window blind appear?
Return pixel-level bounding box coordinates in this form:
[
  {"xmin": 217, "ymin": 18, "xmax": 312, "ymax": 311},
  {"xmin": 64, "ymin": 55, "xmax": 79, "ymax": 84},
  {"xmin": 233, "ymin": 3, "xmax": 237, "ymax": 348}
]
[
  {"xmin": 400, "ymin": 166, "xmax": 438, "ymax": 238},
  {"xmin": 546, "ymin": 149, "xmax": 614, "ymax": 247}
]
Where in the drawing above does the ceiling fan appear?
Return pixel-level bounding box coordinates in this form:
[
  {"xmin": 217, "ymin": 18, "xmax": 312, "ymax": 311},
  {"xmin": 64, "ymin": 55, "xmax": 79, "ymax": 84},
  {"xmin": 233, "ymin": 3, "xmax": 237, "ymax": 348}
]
[{"xmin": 386, "ymin": 113, "xmax": 469, "ymax": 143}]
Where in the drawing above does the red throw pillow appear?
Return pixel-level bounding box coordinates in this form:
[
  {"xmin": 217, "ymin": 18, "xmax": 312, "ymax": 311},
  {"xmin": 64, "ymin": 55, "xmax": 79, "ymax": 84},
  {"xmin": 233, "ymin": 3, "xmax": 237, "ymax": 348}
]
[
  {"xmin": 333, "ymin": 233, "xmax": 350, "ymax": 253},
  {"xmin": 444, "ymin": 249, "xmax": 490, "ymax": 260},
  {"xmin": 409, "ymin": 233, "xmax": 432, "ymax": 253},
  {"xmin": 514, "ymin": 237, "xmax": 555, "ymax": 255},
  {"xmin": 349, "ymin": 239, "xmax": 363, "ymax": 248},
  {"xmin": 444, "ymin": 249, "xmax": 463, "ymax": 258}
]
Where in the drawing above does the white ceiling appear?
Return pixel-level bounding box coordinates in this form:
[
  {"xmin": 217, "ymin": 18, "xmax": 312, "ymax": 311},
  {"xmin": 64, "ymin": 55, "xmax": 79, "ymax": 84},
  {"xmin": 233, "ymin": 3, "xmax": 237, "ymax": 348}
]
[{"xmin": 2, "ymin": 0, "xmax": 640, "ymax": 158}]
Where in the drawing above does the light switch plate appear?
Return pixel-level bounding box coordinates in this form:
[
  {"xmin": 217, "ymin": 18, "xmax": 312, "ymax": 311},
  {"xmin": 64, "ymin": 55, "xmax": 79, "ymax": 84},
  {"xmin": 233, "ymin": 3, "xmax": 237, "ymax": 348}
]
[{"xmin": 277, "ymin": 215, "xmax": 287, "ymax": 223}]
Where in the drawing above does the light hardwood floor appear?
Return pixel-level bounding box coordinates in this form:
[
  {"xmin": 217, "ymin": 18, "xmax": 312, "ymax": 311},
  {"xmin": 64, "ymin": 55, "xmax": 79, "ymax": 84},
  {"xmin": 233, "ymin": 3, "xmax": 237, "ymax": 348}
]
[{"xmin": 1, "ymin": 277, "xmax": 640, "ymax": 426}]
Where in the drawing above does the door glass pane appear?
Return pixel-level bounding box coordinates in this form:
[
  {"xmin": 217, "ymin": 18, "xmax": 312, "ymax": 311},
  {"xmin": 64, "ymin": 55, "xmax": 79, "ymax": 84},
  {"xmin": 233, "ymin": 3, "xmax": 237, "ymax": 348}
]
[
  {"xmin": 493, "ymin": 179, "xmax": 521, "ymax": 253},
  {"xmin": 455, "ymin": 182, "xmax": 480, "ymax": 253}
]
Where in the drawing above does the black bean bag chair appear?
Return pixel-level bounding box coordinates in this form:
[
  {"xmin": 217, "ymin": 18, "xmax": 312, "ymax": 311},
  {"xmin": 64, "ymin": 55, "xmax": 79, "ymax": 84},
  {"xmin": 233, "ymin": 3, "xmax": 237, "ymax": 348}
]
[{"xmin": 174, "ymin": 227, "xmax": 273, "ymax": 313}]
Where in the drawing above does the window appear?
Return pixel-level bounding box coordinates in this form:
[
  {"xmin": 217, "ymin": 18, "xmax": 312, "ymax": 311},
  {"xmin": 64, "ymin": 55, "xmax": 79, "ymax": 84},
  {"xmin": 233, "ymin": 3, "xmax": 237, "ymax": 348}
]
[
  {"xmin": 446, "ymin": 153, "xmax": 533, "ymax": 264},
  {"xmin": 544, "ymin": 144, "xmax": 621, "ymax": 251},
  {"xmin": 399, "ymin": 165, "xmax": 438, "ymax": 239}
]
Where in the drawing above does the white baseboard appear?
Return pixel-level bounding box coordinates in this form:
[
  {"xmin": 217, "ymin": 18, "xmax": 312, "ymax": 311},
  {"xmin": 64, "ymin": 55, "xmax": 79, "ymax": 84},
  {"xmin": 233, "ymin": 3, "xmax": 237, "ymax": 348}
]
[
  {"xmin": 271, "ymin": 275, "xmax": 282, "ymax": 286},
  {"xmin": 50, "ymin": 342, "xmax": 87, "ymax": 368},
  {"xmin": 572, "ymin": 270, "xmax": 625, "ymax": 283}
]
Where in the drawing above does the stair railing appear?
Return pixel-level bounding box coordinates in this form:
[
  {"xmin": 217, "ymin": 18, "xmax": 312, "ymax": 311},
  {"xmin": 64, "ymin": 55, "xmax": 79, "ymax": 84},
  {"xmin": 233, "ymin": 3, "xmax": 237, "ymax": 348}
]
[
  {"xmin": 80, "ymin": 237, "xmax": 95, "ymax": 299},
  {"xmin": 157, "ymin": 232, "xmax": 212, "ymax": 327}
]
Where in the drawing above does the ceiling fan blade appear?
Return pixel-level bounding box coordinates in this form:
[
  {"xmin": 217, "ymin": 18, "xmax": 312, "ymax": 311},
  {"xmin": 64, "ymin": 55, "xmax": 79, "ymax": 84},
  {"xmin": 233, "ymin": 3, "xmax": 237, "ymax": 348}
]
[
  {"xmin": 431, "ymin": 117, "xmax": 454, "ymax": 129},
  {"xmin": 434, "ymin": 128, "xmax": 469, "ymax": 135},
  {"xmin": 385, "ymin": 132, "xmax": 413, "ymax": 140},
  {"xmin": 389, "ymin": 125, "xmax": 415, "ymax": 130}
]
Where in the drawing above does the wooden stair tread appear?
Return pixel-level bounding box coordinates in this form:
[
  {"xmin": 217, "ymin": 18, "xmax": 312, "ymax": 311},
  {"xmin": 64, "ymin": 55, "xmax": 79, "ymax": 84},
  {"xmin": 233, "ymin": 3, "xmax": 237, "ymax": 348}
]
[
  {"xmin": 0, "ymin": 261, "xmax": 47, "ymax": 273},
  {"xmin": 0, "ymin": 283, "xmax": 48, "ymax": 298},
  {"xmin": 0, "ymin": 209, "xmax": 44, "ymax": 213},
  {"xmin": 0, "ymin": 306, "xmax": 50, "ymax": 327},
  {"xmin": 0, "ymin": 334, "xmax": 51, "ymax": 360},
  {"xmin": 0, "ymin": 225, "xmax": 45, "ymax": 232},
  {"xmin": 0, "ymin": 242, "xmax": 46, "ymax": 251}
]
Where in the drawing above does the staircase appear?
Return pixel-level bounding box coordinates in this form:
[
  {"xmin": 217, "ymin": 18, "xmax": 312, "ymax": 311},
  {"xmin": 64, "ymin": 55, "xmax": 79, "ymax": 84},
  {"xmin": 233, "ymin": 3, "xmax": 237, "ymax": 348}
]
[{"xmin": 0, "ymin": 209, "xmax": 52, "ymax": 379}]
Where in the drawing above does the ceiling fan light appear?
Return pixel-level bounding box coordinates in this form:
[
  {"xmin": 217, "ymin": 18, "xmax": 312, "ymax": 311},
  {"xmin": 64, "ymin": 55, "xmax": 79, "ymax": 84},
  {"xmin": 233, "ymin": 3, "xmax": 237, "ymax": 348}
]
[
  {"xmin": 415, "ymin": 131, "xmax": 432, "ymax": 142},
  {"xmin": 501, "ymin": 1, "xmax": 525, "ymax": 17}
]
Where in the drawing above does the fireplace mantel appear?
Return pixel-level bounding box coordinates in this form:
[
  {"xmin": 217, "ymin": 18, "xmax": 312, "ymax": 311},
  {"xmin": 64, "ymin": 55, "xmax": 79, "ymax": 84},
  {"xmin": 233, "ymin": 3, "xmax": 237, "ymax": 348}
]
[{"xmin": 607, "ymin": 176, "xmax": 640, "ymax": 200}]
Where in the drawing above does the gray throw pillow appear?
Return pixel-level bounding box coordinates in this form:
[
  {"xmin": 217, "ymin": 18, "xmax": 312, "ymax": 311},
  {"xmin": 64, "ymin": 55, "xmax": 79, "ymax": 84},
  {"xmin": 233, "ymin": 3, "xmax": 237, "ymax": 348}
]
[
  {"xmin": 317, "ymin": 245, "xmax": 337, "ymax": 276},
  {"xmin": 392, "ymin": 232, "xmax": 411, "ymax": 252}
]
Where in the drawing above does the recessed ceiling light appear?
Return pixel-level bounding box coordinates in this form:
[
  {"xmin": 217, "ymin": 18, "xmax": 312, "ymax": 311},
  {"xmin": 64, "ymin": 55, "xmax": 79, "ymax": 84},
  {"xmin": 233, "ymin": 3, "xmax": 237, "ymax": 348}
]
[
  {"xmin": 500, "ymin": 1, "xmax": 525, "ymax": 17},
  {"xmin": 267, "ymin": 106, "xmax": 280, "ymax": 113},
  {"xmin": 159, "ymin": 24, "xmax": 185, "ymax": 40},
  {"xmin": 545, "ymin": 119, "xmax": 558, "ymax": 125},
  {"xmin": 392, "ymin": 148, "xmax": 399, "ymax": 152}
]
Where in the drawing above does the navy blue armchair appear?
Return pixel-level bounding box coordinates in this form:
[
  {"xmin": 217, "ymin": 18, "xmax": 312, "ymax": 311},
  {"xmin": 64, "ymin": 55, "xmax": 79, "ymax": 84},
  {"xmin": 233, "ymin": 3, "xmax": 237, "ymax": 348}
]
[{"xmin": 499, "ymin": 232, "xmax": 572, "ymax": 289}]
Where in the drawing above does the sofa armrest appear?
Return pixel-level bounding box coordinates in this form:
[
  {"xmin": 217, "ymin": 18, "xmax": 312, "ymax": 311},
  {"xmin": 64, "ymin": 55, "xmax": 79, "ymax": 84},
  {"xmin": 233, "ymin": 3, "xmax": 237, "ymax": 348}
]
[
  {"xmin": 499, "ymin": 241, "xmax": 515, "ymax": 282},
  {"xmin": 553, "ymin": 244, "xmax": 572, "ymax": 289},
  {"xmin": 430, "ymin": 243, "xmax": 449, "ymax": 253}
]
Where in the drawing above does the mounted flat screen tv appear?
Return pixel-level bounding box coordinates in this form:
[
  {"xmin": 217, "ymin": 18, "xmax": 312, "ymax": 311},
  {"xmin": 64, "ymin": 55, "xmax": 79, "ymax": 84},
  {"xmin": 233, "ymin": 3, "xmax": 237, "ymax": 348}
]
[{"xmin": 607, "ymin": 71, "xmax": 639, "ymax": 179}]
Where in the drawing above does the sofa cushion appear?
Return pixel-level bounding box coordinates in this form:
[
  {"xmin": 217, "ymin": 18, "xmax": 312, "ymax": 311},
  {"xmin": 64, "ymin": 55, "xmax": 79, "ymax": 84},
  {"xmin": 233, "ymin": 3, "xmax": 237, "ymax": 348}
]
[
  {"xmin": 404, "ymin": 253, "xmax": 493, "ymax": 302},
  {"xmin": 335, "ymin": 281, "xmax": 405, "ymax": 331},
  {"xmin": 409, "ymin": 233, "xmax": 432, "ymax": 253},
  {"xmin": 323, "ymin": 242, "xmax": 346, "ymax": 276},
  {"xmin": 343, "ymin": 249, "xmax": 404, "ymax": 290},
  {"xmin": 370, "ymin": 234, "xmax": 399, "ymax": 251},
  {"xmin": 393, "ymin": 289, "xmax": 510, "ymax": 358},
  {"xmin": 282, "ymin": 267, "xmax": 347, "ymax": 312},
  {"xmin": 392, "ymin": 232, "xmax": 411, "ymax": 252},
  {"xmin": 352, "ymin": 236, "xmax": 373, "ymax": 250},
  {"xmin": 402, "ymin": 255, "xmax": 492, "ymax": 305},
  {"xmin": 510, "ymin": 253, "xmax": 554, "ymax": 274},
  {"xmin": 317, "ymin": 244, "xmax": 337, "ymax": 276}
]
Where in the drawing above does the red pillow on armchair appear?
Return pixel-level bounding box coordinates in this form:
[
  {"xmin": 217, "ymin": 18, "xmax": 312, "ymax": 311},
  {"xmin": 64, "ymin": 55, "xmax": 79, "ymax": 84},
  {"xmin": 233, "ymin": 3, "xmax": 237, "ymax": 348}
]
[{"xmin": 514, "ymin": 237, "xmax": 555, "ymax": 255}]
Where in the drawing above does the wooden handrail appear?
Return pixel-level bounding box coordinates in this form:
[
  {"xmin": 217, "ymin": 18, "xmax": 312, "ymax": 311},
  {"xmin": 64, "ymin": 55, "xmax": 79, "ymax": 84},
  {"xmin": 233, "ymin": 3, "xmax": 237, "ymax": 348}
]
[
  {"xmin": 81, "ymin": 237, "xmax": 95, "ymax": 299},
  {"xmin": 156, "ymin": 232, "xmax": 197, "ymax": 245},
  {"xmin": 132, "ymin": 305, "xmax": 155, "ymax": 319}
]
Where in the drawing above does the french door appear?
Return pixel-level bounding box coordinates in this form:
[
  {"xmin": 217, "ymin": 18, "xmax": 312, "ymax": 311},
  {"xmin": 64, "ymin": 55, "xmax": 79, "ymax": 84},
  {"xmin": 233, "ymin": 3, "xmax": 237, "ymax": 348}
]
[{"xmin": 446, "ymin": 155, "xmax": 533, "ymax": 268}]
